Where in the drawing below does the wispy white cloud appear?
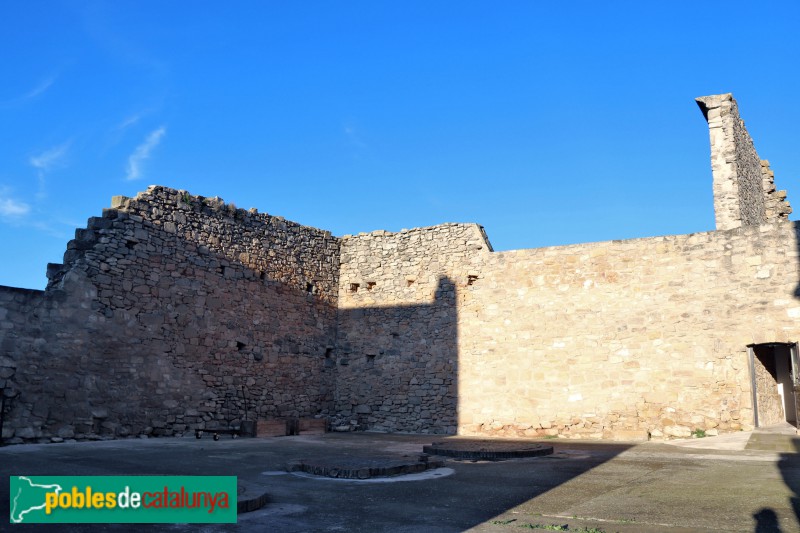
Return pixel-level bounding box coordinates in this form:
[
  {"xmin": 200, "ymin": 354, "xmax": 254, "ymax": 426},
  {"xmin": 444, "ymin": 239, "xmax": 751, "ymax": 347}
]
[
  {"xmin": 30, "ymin": 219, "xmax": 75, "ymax": 239},
  {"xmin": 23, "ymin": 75, "xmax": 57, "ymax": 100},
  {"xmin": 125, "ymin": 126, "xmax": 166, "ymax": 181},
  {"xmin": 116, "ymin": 113, "xmax": 142, "ymax": 131},
  {"xmin": 0, "ymin": 192, "xmax": 30, "ymax": 219},
  {"xmin": 0, "ymin": 73, "xmax": 59, "ymax": 108},
  {"xmin": 29, "ymin": 142, "xmax": 70, "ymax": 200},
  {"xmin": 29, "ymin": 142, "xmax": 70, "ymax": 172}
]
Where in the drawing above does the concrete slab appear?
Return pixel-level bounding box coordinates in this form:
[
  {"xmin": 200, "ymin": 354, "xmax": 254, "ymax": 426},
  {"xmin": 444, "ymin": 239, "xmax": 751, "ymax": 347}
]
[
  {"xmin": 662, "ymin": 431, "xmax": 752, "ymax": 451},
  {"xmin": 747, "ymin": 433, "xmax": 800, "ymax": 453},
  {"xmin": 0, "ymin": 433, "xmax": 798, "ymax": 532}
]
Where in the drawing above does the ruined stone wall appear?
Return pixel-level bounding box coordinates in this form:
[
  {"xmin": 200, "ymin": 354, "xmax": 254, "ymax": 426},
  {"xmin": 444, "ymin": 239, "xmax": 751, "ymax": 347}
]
[
  {"xmin": 334, "ymin": 224, "xmax": 492, "ymax": 433},
  {"xmin": 0, "ymin": 287, "xmax": 44, "ymax": 440},
  {"xmin": 1, "ymin": 186, "xmax": 340, "ymax": 443},
  {"xmin": 761, "ymin": 159, "xmax": 793, "ymax": 221},
  {"xmin": 3, "ymin": 93, "xmax": 797, "ymax": 444},
  {"xmin": 752, "ymin": 349, "xmax": 784, "ymax": 427},
  {"xmin": 335, "ymin": 220, "xmax": 800, "ymax": 439},
  {"xmin": 456, "ymin": 222, "xmax": 800, "ymax": 439},
  {"xmin": 696, "ymin": 93, "xmax": 792, "ymax": 230}
]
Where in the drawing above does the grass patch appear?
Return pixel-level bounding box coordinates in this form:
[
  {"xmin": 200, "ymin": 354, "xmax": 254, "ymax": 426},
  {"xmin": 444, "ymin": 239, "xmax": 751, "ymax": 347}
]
[{"xmin": 517, "ymin": 525, "xmax": 615, "ymax": 533}]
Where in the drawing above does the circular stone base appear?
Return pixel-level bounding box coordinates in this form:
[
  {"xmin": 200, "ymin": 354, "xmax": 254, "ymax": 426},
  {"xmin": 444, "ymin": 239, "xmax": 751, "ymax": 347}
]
[
  {"xmin": 422, "ymin": 440, "xmax": 554, "ymax": 460},
  {"xmin": 237, "ymin": 481, "xmax": 269, "ymax": 513},
  {"xmin": 287, "ymin": 455, "xmax": 444, "ymax": 479}
]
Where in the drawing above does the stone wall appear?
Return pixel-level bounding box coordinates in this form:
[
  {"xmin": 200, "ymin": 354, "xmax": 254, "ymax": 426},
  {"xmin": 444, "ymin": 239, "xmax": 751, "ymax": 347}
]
[
  {"xmin": 0, "ymin": 287, "xmax": 43, "ymax": 440},
  {"xmin": 696, "ymin": 93, "xmax": 792, "ymax": 230},
  {"xmin": 333, "ymin": 219, "xmax": 800, "ymax": 439},
  {"xmin": 762, "ymin": 159, "xmax": 793, "ymax": 221},
  {"xmin": 456, "ymin": 222, "xmax": 800, "ymax": 439},
  {"xmin": 334, "ymin": 224, "xmax": 492, "ymax": 433},
  {"xmin": 752, "ymin": 348, "xmax": 784, "ymax": 427},
  {"xmin": 2, "ymin": 93, "xmax": 798, "ymax": 444},
  {"xmin": 1, "ymin": 186, "xmax": 340, "ymax": 443}
]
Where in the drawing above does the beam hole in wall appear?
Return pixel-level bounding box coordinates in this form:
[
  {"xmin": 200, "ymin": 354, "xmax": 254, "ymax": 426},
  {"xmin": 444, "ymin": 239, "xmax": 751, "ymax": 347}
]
[
  {"xmin": 406, "ymin": 279, "xmax": 415, "ymax": 287},
  {"xmin": 236, "ymin": 341, "xmax": 247, "ymax": 352},
  {"xmin": 467, "ymin": 275, "xmax": 478, "ymax": 286},
  {"xmin": 349, "ymin": 283, "xmax": 360, "ymax": 293},
  {"xmin": 125, "ymin": 240, "xmax": 137, "ymax": 249},
  {"xmin": 366, "ymin": 282, "xmax": 376, "ymax": 291}
]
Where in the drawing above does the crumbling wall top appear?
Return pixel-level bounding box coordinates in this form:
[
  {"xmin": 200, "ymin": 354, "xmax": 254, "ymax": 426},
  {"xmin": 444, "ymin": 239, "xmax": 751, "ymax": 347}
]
[{"xmin": 696, "ymin": 93, "xmax": 791, "ymax": 230}]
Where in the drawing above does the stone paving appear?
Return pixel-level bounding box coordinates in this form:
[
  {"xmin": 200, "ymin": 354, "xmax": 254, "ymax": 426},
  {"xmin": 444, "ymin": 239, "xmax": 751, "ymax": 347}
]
[
  {"xmin": 287, "ymin": 454, "xmax": 444, "ymax": 479},
  {"xmin": 1, "ymin": 431, "xmax": 799, "ymax": 532},
  {"xmin": 422, "ymin": 439, "xmax": 554, "ymax": 459}
]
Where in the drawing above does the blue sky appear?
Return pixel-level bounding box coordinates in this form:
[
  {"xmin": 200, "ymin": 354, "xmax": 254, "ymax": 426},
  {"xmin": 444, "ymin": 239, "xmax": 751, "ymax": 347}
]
[{"xmin": 2, "ymin": 2, "xmax": 799, "ymax": 290}]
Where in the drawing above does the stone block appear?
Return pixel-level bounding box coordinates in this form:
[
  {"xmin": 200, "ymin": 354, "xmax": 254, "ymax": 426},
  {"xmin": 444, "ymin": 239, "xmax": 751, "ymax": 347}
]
[
  {"xmin": 257, "ymin": 420, "xmax": 288, "ymax": 437},
  {"xmin": 298, "ymin": 418, "xmax": 327, "ymax": 435},
  {"xmin": 607, "ymin": 429, "xmax": 649, "ymax": 442},
  {"xmin": 15, "ymin": 427, "xmax": 36, "ymax": 439},
  {"xmin": 664, "ymin": 425, "xmax": 692, "ymax": 438}
]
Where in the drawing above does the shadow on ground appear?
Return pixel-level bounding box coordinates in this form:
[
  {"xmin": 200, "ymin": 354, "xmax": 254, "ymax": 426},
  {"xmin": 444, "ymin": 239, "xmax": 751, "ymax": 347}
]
[
  {"xmin": 0, "ymin": 433, "xmax": 630, "ymax": 532},
  {"xmin": 774, "ymin": 437, "xmax": 800, "ymax": 533}
]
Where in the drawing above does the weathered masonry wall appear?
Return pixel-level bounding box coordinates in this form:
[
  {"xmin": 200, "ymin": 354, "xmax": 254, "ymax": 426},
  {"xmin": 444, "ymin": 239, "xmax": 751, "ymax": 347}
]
[
  {"xmin": 696, "ymin": 93, "xmax": 792, "ymax": 230},
  {"xmin": 334, "ymin": 224, "xmax": 491, "ymax": 433},
  {"xmin": 334, "ymin": 222, "xmax": 800, "ymax": 439},
  {"xmin": 1, "ymin": 186, "xmax": 340, "ymax": 443},
  {"xmin": 752, "ymin": 347, "xmax": 785, "ymax": 427},
  {"xmin": 456, "ymin": 222, "xmax": 800, "ymax": 439},
  {"xmin": 1, "ymin": 92, "xmax": 797, "ymax": 444}
]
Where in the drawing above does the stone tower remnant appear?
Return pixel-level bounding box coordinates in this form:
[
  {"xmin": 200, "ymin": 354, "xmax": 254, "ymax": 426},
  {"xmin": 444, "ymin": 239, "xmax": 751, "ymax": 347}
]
[{"xmin": 696, "ymin": 93, "xmax": 791, "ymax": 230}]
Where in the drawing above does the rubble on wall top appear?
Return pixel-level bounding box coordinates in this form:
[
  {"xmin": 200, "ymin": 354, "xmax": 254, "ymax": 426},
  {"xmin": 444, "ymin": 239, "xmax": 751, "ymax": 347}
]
[
  {"xmin": 112, "ymin": 185, "xmax": 334, "ymax": 238},
  {"xmin": 341, "ymin": 222, "xmax": 485, "ymax": 240}
]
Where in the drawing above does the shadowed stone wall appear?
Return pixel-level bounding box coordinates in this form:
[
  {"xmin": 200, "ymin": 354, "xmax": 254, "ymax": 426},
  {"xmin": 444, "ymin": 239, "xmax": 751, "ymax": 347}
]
[
  {"xmin": 333, "ymin": 221, "xmax": 800, "ymax": 440},
  {"xmin": 752, "ymin": 347, "xmax": 785, "ymax": 427},
  {"xmin": 0, "ymin": 186, "xmax": 340, "ymax": 443},
  {"xmin": 334, "ymin": 225, "xmax": 492, "ymax": 433}
]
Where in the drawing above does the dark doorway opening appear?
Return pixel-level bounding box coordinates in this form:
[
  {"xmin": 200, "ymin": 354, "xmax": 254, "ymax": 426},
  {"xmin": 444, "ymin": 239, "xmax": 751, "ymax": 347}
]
[{"xmin": 748, "ymin": 342, "xmax": 799, "ymax": 428}]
